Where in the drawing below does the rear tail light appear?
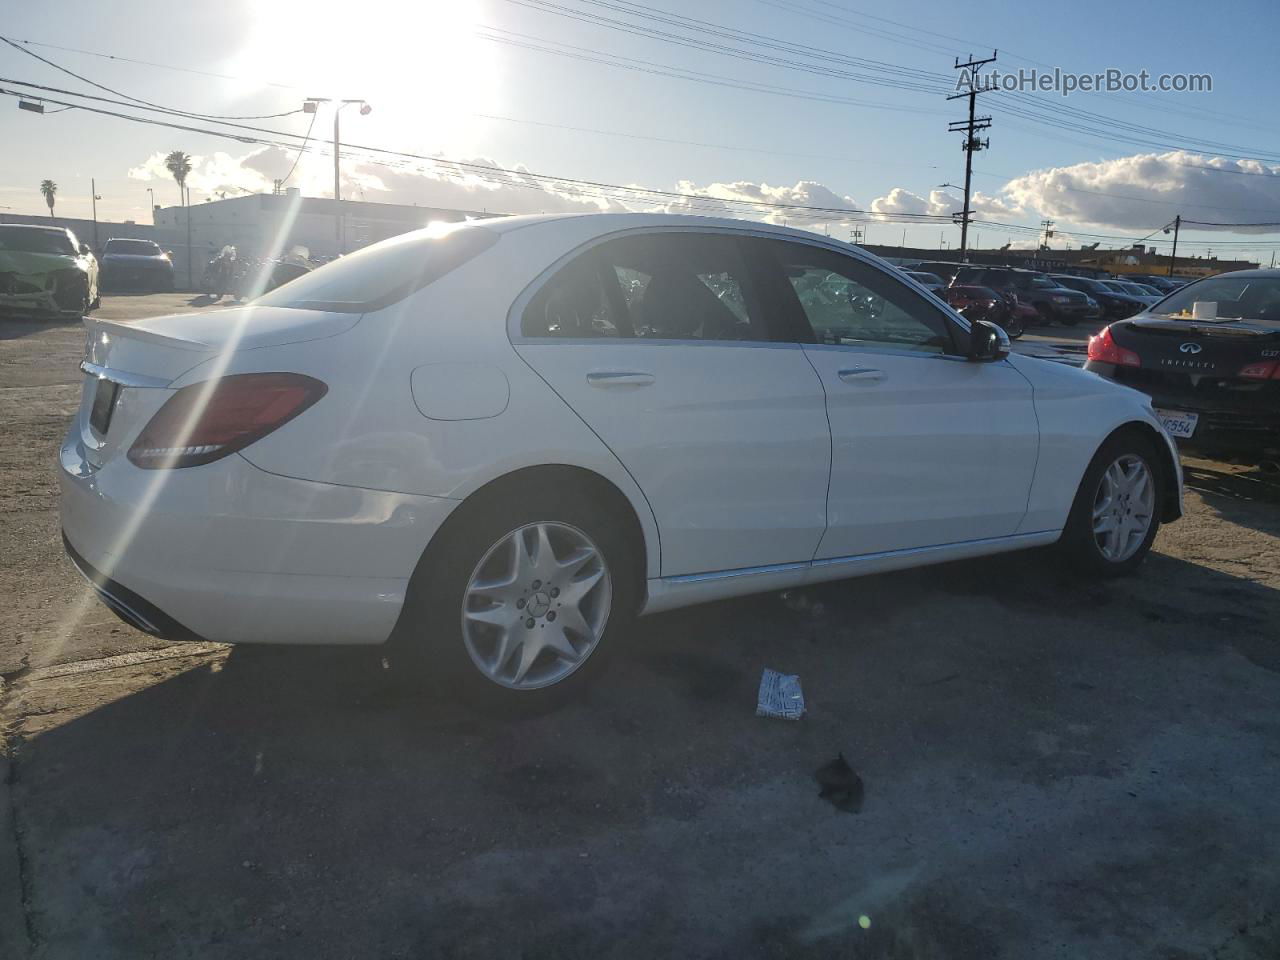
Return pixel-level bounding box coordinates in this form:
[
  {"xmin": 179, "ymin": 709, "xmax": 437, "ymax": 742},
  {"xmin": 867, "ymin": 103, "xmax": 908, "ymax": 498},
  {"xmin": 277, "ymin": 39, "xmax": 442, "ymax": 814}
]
[
  {"xmin": 128, "ymin": 372, "xmax": 327, "ymax": 469},
  {"xmin": 1239, "ymin": 360, "xmax": 1280, "ymax": 380},
  {"xmin": 1087, "ymin": 326, "xmax": 1141, "ymax": 367}
]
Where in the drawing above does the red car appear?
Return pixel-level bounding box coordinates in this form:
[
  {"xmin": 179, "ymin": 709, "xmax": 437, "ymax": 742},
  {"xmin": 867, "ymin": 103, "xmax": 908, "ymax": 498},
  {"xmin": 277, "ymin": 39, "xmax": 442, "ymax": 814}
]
[{"xmin": 945, "ymin": 285, "xmax": 1024, "ymax": 338}]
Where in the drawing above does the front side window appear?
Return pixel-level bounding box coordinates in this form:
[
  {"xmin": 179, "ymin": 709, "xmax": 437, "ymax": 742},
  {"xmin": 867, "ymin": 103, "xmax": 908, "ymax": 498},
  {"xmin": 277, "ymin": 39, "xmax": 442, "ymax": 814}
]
[{"xmin": 770, "ymin": 242, "xmax": 954, "ymax": 354}]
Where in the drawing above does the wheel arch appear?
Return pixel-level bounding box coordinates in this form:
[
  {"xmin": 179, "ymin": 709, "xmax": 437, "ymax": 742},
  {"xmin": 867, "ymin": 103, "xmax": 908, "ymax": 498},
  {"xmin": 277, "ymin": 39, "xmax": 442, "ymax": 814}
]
[
  {"xmin": 406, "ymin": 463, "xmax": 654, "ymax": 607},
  {"xmin": 1106, "ymin": 420, "xmax": 1182, "ymax": 522}
]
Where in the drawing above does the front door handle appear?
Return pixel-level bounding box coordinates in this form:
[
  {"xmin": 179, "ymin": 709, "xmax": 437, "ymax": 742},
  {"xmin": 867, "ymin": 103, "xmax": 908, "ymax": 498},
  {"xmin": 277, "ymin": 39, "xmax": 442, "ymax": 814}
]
[
  {"xmin": 586, "ymin": 371, "xmax": 656, "ymax": 387},
  {"xmin": 837, "ymin": 367, "xmax": 885, "ymax": 383}
]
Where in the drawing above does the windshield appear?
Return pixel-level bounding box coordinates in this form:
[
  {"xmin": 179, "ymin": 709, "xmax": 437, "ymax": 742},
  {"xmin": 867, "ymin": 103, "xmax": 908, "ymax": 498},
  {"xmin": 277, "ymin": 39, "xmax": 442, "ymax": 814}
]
[
  {"xmin": 1100, "ymin": 281, "xmax": 1128, "ymax": 293},
  {"xmin": 105, "ymin": 239, "xmax": 161, "ymax": 256},
  {"xmin": 253, "ymin": 224, "xmax": 499, "ymax": 313},
  {"xmin": 0, "ymin": 226, "xmax": 74, "ymax": 256},
  {"xmin": 909, "ymin": 272, "xmax": 943, "ymax": 285},
  {"xmin": 1152, "ymin": 276, "xmax": 1280, "ymax": 322},
  {"xmin": 1026, "ymin": 275, "xmax": 1058, "ymax": 289}
]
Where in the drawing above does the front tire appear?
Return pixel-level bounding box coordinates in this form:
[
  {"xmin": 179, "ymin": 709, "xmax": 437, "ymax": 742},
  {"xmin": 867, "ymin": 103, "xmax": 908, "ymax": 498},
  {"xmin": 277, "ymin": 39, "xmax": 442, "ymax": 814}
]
[
  {"xmin": 392, "ymin": 489, "xmax": 639, "ymax": 707},
  {"xmin": 1059, "ymin": 432, "xmax": 1162, "ymax": 576},
  {"xmin": 1000, "ymin": 312, "xmax": 1026, "ymax": 339}
]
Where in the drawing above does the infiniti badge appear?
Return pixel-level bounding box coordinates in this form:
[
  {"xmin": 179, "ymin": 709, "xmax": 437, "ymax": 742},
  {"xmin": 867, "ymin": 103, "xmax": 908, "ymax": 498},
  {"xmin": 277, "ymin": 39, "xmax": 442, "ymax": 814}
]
[{"xmin": 1179, "ymin": 342, "xmax": 1202, "ymax": 354}]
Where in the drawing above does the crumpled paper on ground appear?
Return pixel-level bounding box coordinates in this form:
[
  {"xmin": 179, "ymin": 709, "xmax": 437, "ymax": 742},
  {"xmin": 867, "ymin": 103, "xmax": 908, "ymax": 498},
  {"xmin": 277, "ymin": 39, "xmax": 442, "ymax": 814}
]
[{"xmin": 756, "ymin": 668, "xmax": 805, "ymax": 719}]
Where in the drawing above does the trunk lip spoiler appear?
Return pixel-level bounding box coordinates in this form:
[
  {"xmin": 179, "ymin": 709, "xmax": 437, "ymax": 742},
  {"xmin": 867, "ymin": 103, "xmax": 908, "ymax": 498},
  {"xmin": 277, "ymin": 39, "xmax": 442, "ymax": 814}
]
[
  {"xmin": 80, "ymin": 360, "xmax": 172, "ymax": 389},
  {"xmin": 83, "ymin": 314, "xmax": 217, "ymax": 350}
]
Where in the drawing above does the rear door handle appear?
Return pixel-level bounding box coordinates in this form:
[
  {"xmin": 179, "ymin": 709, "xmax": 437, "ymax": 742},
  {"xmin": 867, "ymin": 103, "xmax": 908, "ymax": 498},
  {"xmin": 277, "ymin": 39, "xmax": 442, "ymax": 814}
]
[
  {"xmin": 586, "ymin": 371, "xmax": 655, "ymax": 387},
  {"xmin": 837, "ymin": 367, "xmax": 885, "ymax": 383}
]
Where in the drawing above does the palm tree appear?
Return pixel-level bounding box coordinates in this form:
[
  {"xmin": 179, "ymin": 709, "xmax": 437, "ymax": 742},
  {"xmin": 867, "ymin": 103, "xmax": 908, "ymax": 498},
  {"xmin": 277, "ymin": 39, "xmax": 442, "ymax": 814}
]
[
  {"xmin": 163, "ymin": 151, "xmax": 192, "ymax": 204},
  {"xmin": 164, "ymin": 151, "xmax": 194, "ymax": 289},
  {"xmin": 39, "ymin": 180, "xmax": 57, "ymax": 221}
]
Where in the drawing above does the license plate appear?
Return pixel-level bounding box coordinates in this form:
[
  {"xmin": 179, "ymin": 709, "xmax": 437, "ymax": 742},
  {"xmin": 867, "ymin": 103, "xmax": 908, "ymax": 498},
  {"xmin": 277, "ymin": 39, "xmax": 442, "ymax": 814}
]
[
  {"xmin": 1155, "ymin": 408, "xmax": 1199, "ymax": 439},
  {"xmin": 89, "ymin": 379, "xmax": 120, "ymax": 435}
]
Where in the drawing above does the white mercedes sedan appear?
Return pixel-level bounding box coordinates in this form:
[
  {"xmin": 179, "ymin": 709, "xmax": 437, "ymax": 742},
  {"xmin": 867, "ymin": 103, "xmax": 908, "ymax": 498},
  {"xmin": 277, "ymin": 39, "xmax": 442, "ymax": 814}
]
[{"xmin": 60, "ymin": 214, "xmax": 1182, "ymax": 703}]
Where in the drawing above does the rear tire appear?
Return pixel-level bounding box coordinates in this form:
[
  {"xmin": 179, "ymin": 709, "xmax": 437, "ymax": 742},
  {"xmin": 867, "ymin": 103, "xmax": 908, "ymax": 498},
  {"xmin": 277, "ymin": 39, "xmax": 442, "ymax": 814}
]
[
  {"xmin": 390, "ymin": 487, "xmax": 640, "ymax": 710},
  {"xmin": 1058, "ymin": 431, "xmax": 1162, "ymax": 576}
]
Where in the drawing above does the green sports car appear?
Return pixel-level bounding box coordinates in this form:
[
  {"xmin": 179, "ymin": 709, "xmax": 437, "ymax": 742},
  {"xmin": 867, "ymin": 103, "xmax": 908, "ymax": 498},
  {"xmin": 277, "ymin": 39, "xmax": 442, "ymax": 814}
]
[{"xmin": 0, "ymin": 224, "xmax": 100, "ymax": 319}]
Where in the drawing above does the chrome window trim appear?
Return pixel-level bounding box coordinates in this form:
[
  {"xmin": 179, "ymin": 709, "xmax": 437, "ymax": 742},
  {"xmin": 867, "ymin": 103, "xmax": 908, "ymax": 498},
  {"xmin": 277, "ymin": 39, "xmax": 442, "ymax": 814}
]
[{"xmin": 505, "ymin": 223, "xmax": 974, "ymax": 347}]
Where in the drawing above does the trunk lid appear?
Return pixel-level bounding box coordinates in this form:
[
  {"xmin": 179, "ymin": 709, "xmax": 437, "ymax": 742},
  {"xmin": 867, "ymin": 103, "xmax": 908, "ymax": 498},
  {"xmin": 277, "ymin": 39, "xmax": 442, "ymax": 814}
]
[
  {"xmin": 1111, "ymin": 316, "xmax": 1280, "ymax": 378},
  {"xmin": 76, "ymin": 304, "xmax": 359, "ymax": 469},
  {"xmin": 1107, "ymin": 316, "xmax": 1280, "ymax": 412}
]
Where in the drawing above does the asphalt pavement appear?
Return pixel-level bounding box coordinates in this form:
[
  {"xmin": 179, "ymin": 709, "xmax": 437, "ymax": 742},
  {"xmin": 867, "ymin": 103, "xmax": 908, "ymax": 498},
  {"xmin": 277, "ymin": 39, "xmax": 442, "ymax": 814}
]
[{"xmin": 3, "ymin": 298, "xmax": 1279, "ymax": 959}]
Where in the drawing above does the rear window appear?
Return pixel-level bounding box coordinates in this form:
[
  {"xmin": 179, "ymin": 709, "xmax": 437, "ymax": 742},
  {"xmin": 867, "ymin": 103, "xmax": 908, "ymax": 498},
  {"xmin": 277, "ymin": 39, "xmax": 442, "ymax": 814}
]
[
  {"xmin": 253, "ymin": 224, "xmax": 499, "ymax": 313},
  {"xmin": 1153, "ymin": 276, "xmax": 1280, "ymax": 322}
]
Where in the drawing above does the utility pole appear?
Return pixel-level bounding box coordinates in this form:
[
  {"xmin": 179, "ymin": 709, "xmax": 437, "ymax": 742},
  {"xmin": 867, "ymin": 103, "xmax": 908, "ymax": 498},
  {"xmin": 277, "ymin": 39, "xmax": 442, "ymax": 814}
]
[
  {"xmin": 850, "ymin": 227, "xmax": 864, "ymax": 245},
  {"xmin": 90, "ymin": 178, "xmax": 101, "ymax": 253},
  {"xmin": 1167, "ymin": 214, "xmax": 1181, "ymax": 277},
  {"xmin": 947, "ymin": 51, "xmax": 996, "ymax": 263},
  {"xmin": 1040, "ymin": 219, "xmax": 1055, "ymax": 250},
  {"xmin": 305, "ymin": 97, "xmax": 372, "ymax": 256},
  {"xmin": 146, "ymin": 188, "xmax": 155, "ymax": 224}
]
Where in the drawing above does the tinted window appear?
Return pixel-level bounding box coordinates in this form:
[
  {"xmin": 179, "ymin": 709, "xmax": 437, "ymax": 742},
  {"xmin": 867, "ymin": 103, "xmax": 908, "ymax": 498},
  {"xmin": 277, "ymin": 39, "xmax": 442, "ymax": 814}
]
[
  {"xmin": 254, "ymin": 224, "xmax": 498, "ymax": 313},
  {"xmin": 0, "ymin": 227, "xmax": 75, "ymax": 256},
  {"xmin": 1153, "ymin": 276, "xmax": 1280, "ymax": 321},
  {"xmin": 771, "ymin": 243, "xmax": 953, "ymax": 354},
  {"xmin": 522, "ymin": 252, "xmax": 623, "ymax": 338},
  {"xmin": 105, "ymin": 239, "xmax": 161, "ymax": 256}
]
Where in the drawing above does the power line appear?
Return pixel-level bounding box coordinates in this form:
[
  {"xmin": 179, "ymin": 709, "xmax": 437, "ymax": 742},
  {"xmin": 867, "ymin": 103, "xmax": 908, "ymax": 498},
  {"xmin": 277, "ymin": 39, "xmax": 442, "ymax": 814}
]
[
  {"xmin": 0, "ymin": 84, "xmax": 960, "ymax": 224},
  {"xmin": 0, "ymin": 35, "xmax": 302, "ymax": 121},
  {"xmin": 0, "ymin": 36, "xmax": 304, "ymax": 91}
]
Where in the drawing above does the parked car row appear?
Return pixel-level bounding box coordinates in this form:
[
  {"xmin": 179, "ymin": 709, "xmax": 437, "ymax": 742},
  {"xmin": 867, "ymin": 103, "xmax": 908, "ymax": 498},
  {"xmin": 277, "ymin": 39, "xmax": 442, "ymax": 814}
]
[
  {"xmin": 894, "ymin": 257, "xmax": 1194, "ymax": 337},
  {"xmin": 0, "ymin": 225, "xmax": 179, "ymax": 320}
]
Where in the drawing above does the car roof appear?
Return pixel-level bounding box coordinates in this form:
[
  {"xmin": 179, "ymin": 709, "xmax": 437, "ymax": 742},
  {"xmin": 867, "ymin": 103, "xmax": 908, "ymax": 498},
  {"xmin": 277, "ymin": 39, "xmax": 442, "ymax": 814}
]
[
  {"xmin": 1199, "ymin": 269, "xmax": 1280, "ymax": 280},
  {"xmin": 476, "ymin": 211, "xmax": 865, "ymax": 246}
]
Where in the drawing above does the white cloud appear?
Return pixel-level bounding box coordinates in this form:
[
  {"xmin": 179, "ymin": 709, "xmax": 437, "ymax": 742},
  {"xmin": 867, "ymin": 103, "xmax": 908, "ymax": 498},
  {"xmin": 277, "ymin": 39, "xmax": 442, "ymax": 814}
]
[
  {"xmin": 997, "ymin": 151, "xmax": 1280, "ymax": 232},
  {"xmin": 127, "ymin": 145, "xmax": 1280, "ymax": 242}
]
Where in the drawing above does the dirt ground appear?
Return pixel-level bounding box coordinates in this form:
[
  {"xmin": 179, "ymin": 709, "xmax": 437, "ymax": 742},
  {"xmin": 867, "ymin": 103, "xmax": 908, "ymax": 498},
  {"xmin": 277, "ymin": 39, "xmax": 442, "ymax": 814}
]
[{"xmin": 2, "ymin": 298, "xmax": 1279, "ymax": 959}]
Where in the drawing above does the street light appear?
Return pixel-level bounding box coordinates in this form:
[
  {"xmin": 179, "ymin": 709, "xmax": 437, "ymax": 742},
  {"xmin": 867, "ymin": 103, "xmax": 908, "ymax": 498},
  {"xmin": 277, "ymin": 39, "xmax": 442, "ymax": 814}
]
[
  {"xmin": 304, "ymin": 97, "xmax": 372, "ymax": 254},
  {"xmin": 90, "ymin": 179, "xmax": 102, "ymax": 253}
]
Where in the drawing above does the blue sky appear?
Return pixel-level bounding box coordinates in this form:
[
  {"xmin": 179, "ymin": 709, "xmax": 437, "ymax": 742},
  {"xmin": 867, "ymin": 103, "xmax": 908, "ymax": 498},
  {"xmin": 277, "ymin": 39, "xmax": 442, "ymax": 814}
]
[{"xmin": 3, "ymin": 0, "xmax": 1279, "ymax": 258}]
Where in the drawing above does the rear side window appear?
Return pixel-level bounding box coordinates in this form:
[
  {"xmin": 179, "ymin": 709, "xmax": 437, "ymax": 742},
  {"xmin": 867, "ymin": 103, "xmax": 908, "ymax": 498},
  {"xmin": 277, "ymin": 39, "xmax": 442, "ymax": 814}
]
[
  {"xmin": 521, "ymin": 252, "xmax": 624, "ymax": 338},
  {"xmin": 253, "ymin": 224, "xmax": 498, "ymax": 313},
  {"xmin": 521, "ymin": 232, "xmax": 772, "ymax": 342}
]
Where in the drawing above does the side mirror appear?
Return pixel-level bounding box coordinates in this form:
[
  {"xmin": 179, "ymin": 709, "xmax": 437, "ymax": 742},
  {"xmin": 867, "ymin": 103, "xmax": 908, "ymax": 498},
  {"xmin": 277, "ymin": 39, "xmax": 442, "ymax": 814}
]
[
  {"xmin": 79, "ymin": 242, "xmax": 91, "ymax": 255},
  {"xmin": 967, "ymin": 319, "xmax": 1010, "ymax": 362}
]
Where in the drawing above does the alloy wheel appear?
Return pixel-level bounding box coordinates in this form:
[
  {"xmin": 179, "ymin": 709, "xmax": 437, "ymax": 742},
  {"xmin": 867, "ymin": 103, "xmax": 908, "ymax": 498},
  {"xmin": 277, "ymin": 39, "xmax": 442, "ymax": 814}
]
[
  {"xmin": 1092, "ymin": 454, "xmax": 1155, "ymax": 562},
  {"xmin": 460, "ymin": 521, "xmax": 612, "ymax": 690}
]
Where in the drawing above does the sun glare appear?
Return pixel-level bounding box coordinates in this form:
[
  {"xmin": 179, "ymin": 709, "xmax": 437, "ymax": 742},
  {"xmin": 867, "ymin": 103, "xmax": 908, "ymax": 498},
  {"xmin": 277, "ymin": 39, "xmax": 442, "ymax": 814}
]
[{"xmin": 230, "ymin": 0, "xmax": 498, "ymax": 154}]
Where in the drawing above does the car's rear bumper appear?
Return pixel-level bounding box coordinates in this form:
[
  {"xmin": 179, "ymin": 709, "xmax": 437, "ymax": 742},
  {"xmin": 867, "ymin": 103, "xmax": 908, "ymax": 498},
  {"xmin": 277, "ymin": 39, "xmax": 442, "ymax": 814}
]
[
  {"xmin": 58, "ymin": 430, "xmax": 460, "ymax": 645},
  {"xmin": 1084, "ymin": 364, "xmax": 1280, "ymax": 456}
]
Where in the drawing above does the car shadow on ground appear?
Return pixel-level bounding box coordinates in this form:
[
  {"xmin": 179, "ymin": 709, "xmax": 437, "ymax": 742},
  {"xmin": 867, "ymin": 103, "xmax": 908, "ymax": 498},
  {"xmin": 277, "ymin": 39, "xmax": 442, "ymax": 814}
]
[
  {"xmin": 9, "ymin": 545, "xmax": 1280, "ymax": 958},
  {"xmin": 0, "ymin": 317, "xmax": 82, "ymax": 341}
]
